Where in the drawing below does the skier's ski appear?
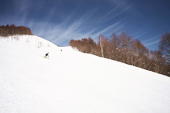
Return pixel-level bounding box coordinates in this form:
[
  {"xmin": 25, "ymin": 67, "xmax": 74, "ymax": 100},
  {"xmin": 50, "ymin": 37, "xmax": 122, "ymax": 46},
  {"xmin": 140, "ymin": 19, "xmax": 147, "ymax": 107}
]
[{"xmin": 44, "ymin": 56, "xmax": 49, "ymax": 59}]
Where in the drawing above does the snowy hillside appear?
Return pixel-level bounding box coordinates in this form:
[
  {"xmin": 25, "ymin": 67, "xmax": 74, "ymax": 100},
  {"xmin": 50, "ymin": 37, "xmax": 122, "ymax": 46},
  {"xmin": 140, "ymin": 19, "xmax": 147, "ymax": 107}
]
[{"xmin": 0, "ymin": 35, "xmax": 170, "ymax": 113}]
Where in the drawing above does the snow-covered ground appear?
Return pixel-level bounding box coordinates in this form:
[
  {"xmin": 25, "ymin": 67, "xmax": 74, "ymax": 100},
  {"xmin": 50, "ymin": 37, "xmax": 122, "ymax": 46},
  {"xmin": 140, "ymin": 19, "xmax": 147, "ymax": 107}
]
[{"xmin": 0, "ymin": 35, "xmax": 170, "ymax": 113}]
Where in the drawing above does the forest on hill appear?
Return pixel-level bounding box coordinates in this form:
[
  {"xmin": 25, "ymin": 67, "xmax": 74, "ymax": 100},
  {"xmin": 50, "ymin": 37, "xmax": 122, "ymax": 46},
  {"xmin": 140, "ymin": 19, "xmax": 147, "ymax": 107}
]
[
  {"xmin": 0, "ymin": 24, "xmax": 33, "ymax": 36},
  {"xmin": 70, "ymin": 32, "xmax": 170, "ymax": 77}
]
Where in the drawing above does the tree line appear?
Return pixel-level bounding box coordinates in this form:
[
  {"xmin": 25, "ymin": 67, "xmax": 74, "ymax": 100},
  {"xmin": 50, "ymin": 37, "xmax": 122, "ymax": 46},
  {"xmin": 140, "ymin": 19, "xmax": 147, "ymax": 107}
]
[
  {"xmin": 70, "ymin": 32, "xmax": 170, "ymax": 77},
  {"xmin": 0, "ymin": 24, "xmax": 33, "ymax": 36}
]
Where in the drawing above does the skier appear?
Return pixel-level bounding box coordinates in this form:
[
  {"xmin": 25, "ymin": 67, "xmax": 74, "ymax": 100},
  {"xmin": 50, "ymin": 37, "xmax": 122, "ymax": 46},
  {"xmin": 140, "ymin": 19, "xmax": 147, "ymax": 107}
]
[{"xmin": 45, "ymin": 52, "xmax": 49, "ymax": 58}]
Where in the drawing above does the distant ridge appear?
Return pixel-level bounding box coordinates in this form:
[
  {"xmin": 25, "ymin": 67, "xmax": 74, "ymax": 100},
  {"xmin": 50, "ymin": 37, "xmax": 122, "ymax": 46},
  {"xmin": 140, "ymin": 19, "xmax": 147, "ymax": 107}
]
[{"xmin": 0, "ymin": 24, "xmax": 33, "ymax": 36}]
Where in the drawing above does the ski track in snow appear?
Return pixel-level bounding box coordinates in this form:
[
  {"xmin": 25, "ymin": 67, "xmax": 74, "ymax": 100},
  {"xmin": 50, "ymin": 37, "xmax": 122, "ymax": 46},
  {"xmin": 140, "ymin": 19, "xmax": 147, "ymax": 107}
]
[{"xmin": 0, "ymin": 35, "xmax": 170, "ymax": 113}]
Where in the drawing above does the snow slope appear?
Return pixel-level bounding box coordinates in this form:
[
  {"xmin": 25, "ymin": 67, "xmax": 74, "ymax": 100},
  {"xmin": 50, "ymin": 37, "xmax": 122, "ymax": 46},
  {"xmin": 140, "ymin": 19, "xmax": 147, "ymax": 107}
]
[{"xmin": 0, "ymin": 35, "xmax": 170, "ymax": 113}]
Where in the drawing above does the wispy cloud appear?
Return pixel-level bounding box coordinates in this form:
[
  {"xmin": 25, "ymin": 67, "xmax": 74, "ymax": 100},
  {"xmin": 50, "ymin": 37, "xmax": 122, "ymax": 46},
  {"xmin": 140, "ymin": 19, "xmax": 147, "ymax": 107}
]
[
  {"xmin": 142, "ymin": 35, "xmax": 160, "ymax": 47},
  {"xmin": 30, "ymin": 9, "xmax": 125, "ymax": 46},
  {"xmin": 12, "ymin": 0, "xmax": 33, "ymax": 19},
  {"xmin": 144, "ymin": 40, "xmax": 159, "ymax": 47},
  {"xmin": 13, "ymin": 0, "xmax": 31, "ymax": 13},
  {"xmin": 95, "ymin": 2, "xmax": 133, "ymax": 24},
  {"xmin": 91, "ymin": 22, "xmax": 122, "ymax": 38},
  {"xmin": 110, "ymin": 4, "xmax": 133, "ymax": 20},
  {"xmin": 103, "ymin": 4, "xmax": 121, "ymax": 19},
  {"xmin": 28, "ymin": 10, "xmax": 98, "ymax": 46},
  {"xmin": 133, "ymin": 29, "xmax": 150, "ymax": 39},
  {"xmin": 25, "ymin": 9, "xmax": 125, "ymax": 46}
]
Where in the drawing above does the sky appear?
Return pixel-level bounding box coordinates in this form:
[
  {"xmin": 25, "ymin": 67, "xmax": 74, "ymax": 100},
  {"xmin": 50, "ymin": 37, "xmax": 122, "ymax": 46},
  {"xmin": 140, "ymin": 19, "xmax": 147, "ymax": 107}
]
[{"xmin": 0, "ymin": 0, "xmax": 170, "ymax": 50}]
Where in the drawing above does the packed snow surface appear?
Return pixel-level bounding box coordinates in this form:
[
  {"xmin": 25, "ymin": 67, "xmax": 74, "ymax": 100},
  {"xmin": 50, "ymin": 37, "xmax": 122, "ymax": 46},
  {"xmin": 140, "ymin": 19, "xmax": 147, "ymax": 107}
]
[{"xmin": 0, "ymin": 35, "xmax": 170, "ymax": 113}]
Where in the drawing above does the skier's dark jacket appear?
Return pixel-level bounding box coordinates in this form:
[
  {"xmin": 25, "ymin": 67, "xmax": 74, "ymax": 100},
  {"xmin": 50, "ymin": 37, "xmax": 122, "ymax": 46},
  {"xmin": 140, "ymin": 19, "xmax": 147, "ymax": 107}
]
[{"xmin": 45, "ymin": 53, "xmax": 49, "ymax": 57}]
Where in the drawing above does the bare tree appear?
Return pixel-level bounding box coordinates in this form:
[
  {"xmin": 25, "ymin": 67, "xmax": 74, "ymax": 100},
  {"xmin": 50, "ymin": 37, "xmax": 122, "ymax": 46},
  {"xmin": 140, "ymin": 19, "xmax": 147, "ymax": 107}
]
[
  {"xmin": 99, "ymin": 34, "xmax": 104, "ymax": 57},
  {"xmin": 159, "ymin": 33, "xmax": 170, "ymax": 64}
]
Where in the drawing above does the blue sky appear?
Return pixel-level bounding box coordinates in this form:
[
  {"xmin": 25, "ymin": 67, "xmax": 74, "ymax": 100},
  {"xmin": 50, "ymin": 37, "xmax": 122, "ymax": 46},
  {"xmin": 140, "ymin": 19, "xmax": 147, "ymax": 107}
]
[{"xmin": 0, "ymin": 0, "xmax": 170, "ymax": 50}]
